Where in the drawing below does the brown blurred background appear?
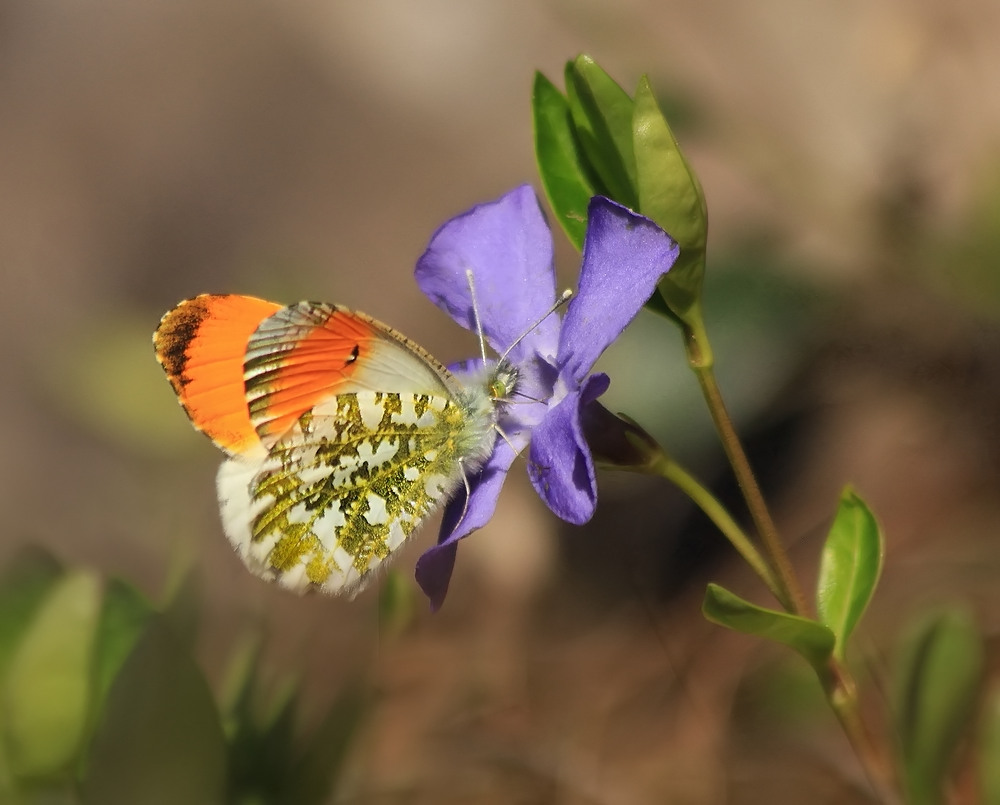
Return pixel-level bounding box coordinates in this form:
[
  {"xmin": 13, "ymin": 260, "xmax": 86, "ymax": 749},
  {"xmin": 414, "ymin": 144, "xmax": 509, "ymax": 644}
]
[{"xmin": 3, "ymin": 1, "xmax": 1000, "ymax": 802}]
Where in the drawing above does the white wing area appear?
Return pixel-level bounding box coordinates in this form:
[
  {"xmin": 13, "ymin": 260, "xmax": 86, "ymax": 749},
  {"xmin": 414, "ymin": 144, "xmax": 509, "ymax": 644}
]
[{"xmin": 216, "ymin": 387, "xmax": 494, "ymax": 596}]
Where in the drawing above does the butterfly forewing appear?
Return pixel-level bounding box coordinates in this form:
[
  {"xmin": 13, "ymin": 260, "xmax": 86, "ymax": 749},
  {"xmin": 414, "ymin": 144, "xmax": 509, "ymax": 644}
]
[{"xmin": 242, "ymin": 301, "xmax": 458, "ymax": 448}]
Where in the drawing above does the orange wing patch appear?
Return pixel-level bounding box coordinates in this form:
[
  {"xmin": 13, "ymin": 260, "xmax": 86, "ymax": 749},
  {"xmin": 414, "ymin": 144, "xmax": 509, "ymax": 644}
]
[
  {"xmin": 243, "ymin": 303, "xmax": 376, "ymax": 443},
  {"xmin": 155, "ymin": 294, "xmax": 281, "ymax": 455}
]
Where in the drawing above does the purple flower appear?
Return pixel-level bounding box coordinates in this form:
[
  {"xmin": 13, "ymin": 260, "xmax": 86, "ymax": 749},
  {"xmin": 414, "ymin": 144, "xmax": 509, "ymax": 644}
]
[{"xmin": 414, "ymin": 185, "xmax": 680, "ymax": 608}]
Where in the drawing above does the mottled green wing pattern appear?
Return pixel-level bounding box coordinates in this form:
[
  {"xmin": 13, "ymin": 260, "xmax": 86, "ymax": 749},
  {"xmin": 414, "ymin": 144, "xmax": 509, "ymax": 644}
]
[{"xmin": 220, "ymin": 390, "xmax": 473, "ymax": 594}]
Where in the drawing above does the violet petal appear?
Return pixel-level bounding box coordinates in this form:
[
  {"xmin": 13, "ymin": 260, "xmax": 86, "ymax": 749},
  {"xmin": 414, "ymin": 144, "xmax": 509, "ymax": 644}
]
[
  {"xmin": 558, "ymin": 197, "xmax": 679, "ymax": 383},
  {"xmin": 526, "ymin": 373, "xmax": 610, "ymax": 525},
  {"xmin": 415, "ymin": 185, "xmax": 559, "ymax": 364}
]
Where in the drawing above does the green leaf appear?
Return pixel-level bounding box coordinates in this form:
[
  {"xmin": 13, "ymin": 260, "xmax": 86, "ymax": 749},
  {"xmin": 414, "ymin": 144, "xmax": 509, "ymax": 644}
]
[
  {"xmin": 703, "ymin": 583, "xmax": 835, "ymax": 672},
  {"xmin": 219, "ymin": 633, "xmax": 263, "ymax": 733},
  {"xmin": 894, "ymin": 608, "xmax": 983, "ymax": 805},
  {"xmin": 159, "ymin": 567, "xmax": 201, "ymax": 653},
  {"xmin": 242, "ymin": 679, "xmax": 299, "ymax": 802},
  {"xmin": 0, "ymin": 550, "xmax": 64, "ymax": 794},
  {"xmin": 0, "ymin": 548, "xmax": 64, "ymax": 682},
  {"xmin": 632, "ymin": 75, "xmax": 707, "ymax": 251},
  {"xmin": 226, "ymin": 666, "xmax": 300, "ymax": 802},
  {"xmin": 90, "ymin": 579, "xmax": 155, "ymax": 717},
  {"xmin": 655, "ymin": 250, "xmax": 708, "ymax": 329},
  {"xmin": 532, "ymin": 71, "xmax": 595, "ymax": 251},
  {"xmin": 631, "ymin": 76, "xmax": 709, "ymax": 325},
  {"xmin": 377, "ymin": 569, "xmax": 415, "ymax": 640},
  {"xmin": 2, "ymin": 570, "xmax": 102, "ymax": 783},
  {"xmin": 815, "ymin": 488, "xmax": 884, "ymax": 662},
  {"xmin": 564, "ymin": 55, "xmax": 638, "ymax": 209},
  {"xmin": 81, "ymin": 617, "xmax": 226, "ymax": 805},
  {"xmin": 286, "ymin": 681, "xmax": 368, "ymax": 805},
  {"xmin": 980, "ymin": 689, "xmax": 1000, "ymax": 805}
]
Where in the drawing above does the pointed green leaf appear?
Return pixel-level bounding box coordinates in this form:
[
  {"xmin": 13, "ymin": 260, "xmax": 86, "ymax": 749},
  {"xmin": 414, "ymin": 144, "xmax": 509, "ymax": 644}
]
[
  {"xmin": 3, "ymin": 570, "xmax": 102, "ymax": 782},
  {"xmin": 0, "ymin": 549, "xmax": 64, "ymax": 794},
  {"xmin": 219, "ymin": 632, "xmax": 262, "ymax": 732},
  {"xmin": 564, "ymin": 55, "xmax": 638, "ymax": 209},
  {"xmin": 703, "ymin": 583, "xmax": 835, "ymax": 672},
  {"xmin": 980, "ymin": 689, "xmax": 1000, "ymax": 805},
  {"xmin": 631, "ymin": 76, "xmax": 709, "ymax": 324},
  {"xmin": 81, "ymin": 617, "xmax": 226, "ymax": 805},
  {"xmin": 240, "ymin": 678, "xmax": 299, "ymax": 802},
  {"xmin": 532, "ymin": 71, "xmax": 595, "ymax": 251},
  {"xmin": 90, "ymin": 579, "xmax": 155, "ymax": 716},
  {"xmin": 894, "ymin": 608, "xmax": 983, "ymax": 805},
  {"xmin": 816, "ymin": 488, "xmax": 884, "ymax": 662},
  {"xmin": 286, "ymin": 681, "xmax": 368, "ymax": 805},
  {"xmin": 632, "ymin": 75, "xmax": 707, "ymax": 251},
  {"xmin": 221, "ymin": 633, "xmax": 292, "ymax": 800},
  {"xmin": 0, "ymin": 548, "xmax": 64, "ymax": 681}
]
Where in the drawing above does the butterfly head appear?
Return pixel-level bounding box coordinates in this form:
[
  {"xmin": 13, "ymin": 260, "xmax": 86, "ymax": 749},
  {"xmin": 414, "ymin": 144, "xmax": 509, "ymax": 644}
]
[{"xmin": 488, "ymin": 359, "xmax": 519, "ymax": 406}]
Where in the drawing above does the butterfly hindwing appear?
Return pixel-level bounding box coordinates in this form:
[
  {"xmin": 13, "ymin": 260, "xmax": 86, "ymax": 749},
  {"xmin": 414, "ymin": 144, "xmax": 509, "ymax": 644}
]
[{"xmin": 219, "ymin": 389, "xmax": 472, "ymax": 594}]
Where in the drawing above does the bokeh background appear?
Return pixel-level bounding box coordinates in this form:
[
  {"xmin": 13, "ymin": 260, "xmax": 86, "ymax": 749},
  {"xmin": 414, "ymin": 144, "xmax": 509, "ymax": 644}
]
[{"xmin": 2, "ymin": 1, "xmax": 1000, "ymax": 802}]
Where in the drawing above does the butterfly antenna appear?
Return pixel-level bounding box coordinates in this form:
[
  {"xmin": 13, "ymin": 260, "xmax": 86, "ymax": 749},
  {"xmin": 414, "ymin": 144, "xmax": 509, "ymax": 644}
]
[
  {"xmin": 498, "ymin": 289, "xmax": 573, "ymax": 365},
  {"xmin": 465, "ymin": 269, "xmax": 489, "ymax": 365}
]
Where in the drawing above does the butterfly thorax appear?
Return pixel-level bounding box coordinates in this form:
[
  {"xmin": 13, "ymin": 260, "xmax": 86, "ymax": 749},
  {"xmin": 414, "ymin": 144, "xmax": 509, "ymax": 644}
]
[{"xmin": 448, "ymin": 358, "xmax": 518, "ymax": 474}]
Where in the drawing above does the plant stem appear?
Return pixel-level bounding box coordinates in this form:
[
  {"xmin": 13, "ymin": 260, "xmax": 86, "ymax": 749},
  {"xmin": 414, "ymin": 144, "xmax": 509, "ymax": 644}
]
[
  {"xmin": 648, "ymin": 452, "xmax": 790, "ymax": 610},
  {"xmin": 683, "ymin": 320, "xmax": 897, "ymax": 802},
  {"xmin": 823, "ymin": 662, "xmax": 902, "ymax": 804},
  {"xmin": 684, "ymin": 318, "xmax": 808, "ymax": 616}
]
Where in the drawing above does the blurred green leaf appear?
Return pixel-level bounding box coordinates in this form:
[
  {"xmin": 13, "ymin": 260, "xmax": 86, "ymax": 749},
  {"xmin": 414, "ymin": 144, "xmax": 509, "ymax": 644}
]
[
  {"xmin": 564, "ymin": 55, "xmax": 638, "ymax": 209},
  {"xmin": 532, "ymin": 71, "xmax": 595, "ymax": 251},
  {"xmin": 981, "ymin": 688, "xmax": 1000, "ymax": 805},
  {"xmin": 286, "ymin": 681, "xmax": 368, "ymax": 805},
  {"xmin": 39, "ymin": 314, "xmax": 195, "ymax": 457},
  {"xmin": 815, "ymin": 488, "xmax": 884, "ymax": 662},
  {"xmin": 377, "ymin": 569, "xmax": 415, "ymax": 640},
  {"xmin": 703, "ymin": 583, "xmax": 835, "ymax": 672},
  {"xmin": 159, "ymin": 568, "xmax": 201, "ymax": 653},
  {"xmin": 0, "ymin": 549, "xmax": 64, "ymax": 795},
  {"xmin": 219, "ymin": 634, "xmax": 263, "ymax": 735},
  {"xmin": 231, "ymin": 679, "xmax": 300, "ymax": 804},
  {"xmin": 3, "ymin": 570, "xmax": 102, "ymax": 782},
  {"xmin": 0, "ymin": 548, "xmax": 64, "ymax": 681},
  {"xmin": 90, "ymin": 579, "xmax": 155, "ymax": 716},
  {"xmin": 894, "ymin": 608, "xmax": 983, "ymax": 805},
  {"xmin": 81, "ymin": 617, "xmax": 226, "ymax": 805}
]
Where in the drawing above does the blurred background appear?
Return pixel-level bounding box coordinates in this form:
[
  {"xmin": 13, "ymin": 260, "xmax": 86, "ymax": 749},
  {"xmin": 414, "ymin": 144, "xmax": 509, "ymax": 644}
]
[{"xmin": 2, "ymin": 0, "xmax": 1000, "ymax": 802}]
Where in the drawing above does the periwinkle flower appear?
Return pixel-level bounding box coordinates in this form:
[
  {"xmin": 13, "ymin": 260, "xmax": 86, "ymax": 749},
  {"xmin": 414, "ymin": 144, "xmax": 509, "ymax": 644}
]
[{"xmin": 414, "ymin": 185, "xmax": 679, "ymax": 608}]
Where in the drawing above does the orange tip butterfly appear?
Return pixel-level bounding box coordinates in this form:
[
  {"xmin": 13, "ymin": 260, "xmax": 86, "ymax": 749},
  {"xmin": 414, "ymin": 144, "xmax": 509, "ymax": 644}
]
[{"xmin": 154, "ymin": 293, "xmax": 516, "ymax": 596}]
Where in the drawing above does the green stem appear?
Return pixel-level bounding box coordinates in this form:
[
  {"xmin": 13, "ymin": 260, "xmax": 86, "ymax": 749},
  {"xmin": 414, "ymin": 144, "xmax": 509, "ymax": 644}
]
[
  {"xmin": 648, "ymin": 452, "xmax": 789, "ymax": 610},
  {"xmin": 684, "ymin": 313, "xmax": 808, "ymax": 616},
  {"xmin": 823, "ymin": 662, "xmax": 902, "ymax": 804}
]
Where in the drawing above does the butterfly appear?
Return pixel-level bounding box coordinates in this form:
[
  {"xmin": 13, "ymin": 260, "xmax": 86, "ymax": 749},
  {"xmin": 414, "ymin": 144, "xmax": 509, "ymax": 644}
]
[{"xmin": 154, "ymin": 293, "xmax": 517, "ymax": 596}]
